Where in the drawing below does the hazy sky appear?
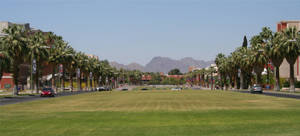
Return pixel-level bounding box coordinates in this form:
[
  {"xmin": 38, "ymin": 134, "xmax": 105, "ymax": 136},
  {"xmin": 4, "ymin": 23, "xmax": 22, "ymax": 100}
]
[{"xmin": 1, "ymin": 0, "xmax": 300, "ymax": 65}]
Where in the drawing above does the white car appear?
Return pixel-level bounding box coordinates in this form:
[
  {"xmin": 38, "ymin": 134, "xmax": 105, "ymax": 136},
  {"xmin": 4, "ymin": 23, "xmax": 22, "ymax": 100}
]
[{"xmin": 171, "ymin": 87, "xmax": 182, "ymax": 91}]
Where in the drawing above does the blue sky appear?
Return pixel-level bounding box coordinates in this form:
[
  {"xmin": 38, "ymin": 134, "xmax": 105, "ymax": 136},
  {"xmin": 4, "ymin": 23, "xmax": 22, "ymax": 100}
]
[{"xmin": 1, "ymin": 0, "xmax": 300, "ymax": 65}]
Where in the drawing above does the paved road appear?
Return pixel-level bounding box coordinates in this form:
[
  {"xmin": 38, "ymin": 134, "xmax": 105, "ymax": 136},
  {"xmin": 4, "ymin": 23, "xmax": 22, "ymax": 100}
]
[
  {"xmin": 0, "ymin": 91, "xmax": 97, "ymax": 106},
  {"xmin": 234, "ymin": 90, "xmax": 300, "ymax": 99}
]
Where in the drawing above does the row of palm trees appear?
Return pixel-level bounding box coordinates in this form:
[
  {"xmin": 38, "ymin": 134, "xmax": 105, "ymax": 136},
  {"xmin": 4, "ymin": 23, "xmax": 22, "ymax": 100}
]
[
  {"xmin": 0, "ymin": 25, "xmax": 120, "ymax": 95},
  {"xmin": 215, "ymin": 27, "xmax": 300, "ymax": 92},
  {"xmin": 186, "ymin": 66, "xmax": 217, "ymax": 90}
]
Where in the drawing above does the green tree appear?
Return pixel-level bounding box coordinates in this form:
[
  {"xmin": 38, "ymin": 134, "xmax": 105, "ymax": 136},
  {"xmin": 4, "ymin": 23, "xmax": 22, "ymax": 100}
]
[
  {"xmin": 48, "ymin": 34, "xmax": 65, "ymax": 91},
  {"xmin": 0, "ymin": 46, "xmax": 11, "ymax": 81},
  {"xmin": 266, "ymin": 32, "xmax": 285, "ymax": 91},
  {"xmin": 27, "ymin": 31, "xmax": 49, "ymax": 93},
  {"xmin": 250, "ymin": 35, "xmax": 268, "ymax": 85},
  {"xmin": 282, "ymin": 27, "xmax": 300, "ymax": 92},
  {"xmin": 215, "ymin": 53, "xmax": 227, "ymax": 89},
  {"xmin": 242, "ymin": 36, "xmax": 248, "ymax": 48},
  {"xmin": 1, "ymin": 25, "xmax": 28, "ymax": 95},
  {"xmin": 168, "ymin": 68, "xmax": 182, "ymax": 75},
  {"xmin": 59, "ymin": 45, "xmax": 75, "ymax": 91}
]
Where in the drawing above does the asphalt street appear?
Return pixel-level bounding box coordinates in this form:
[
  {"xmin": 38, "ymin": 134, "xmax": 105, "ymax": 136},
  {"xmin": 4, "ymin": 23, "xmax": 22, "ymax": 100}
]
[
  {"xmin": 0, "ymin": 91, "xmax": 96, "ymax": 106},
  {"xmin": 234, "ymin": 90, "xmax": 300, "ymax": 99}
]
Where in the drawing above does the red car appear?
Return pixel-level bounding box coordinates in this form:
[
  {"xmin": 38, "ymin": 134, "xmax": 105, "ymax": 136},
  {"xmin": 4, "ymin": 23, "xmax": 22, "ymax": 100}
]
[{"xmin": 40, "ymin": 88, "xmax": 55, "ymax": 97}]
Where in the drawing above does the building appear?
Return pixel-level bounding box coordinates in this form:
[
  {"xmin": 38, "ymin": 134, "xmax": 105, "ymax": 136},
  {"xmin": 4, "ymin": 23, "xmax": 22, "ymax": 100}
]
[
  {"xmin": 0, "ymin": 21, "xmax": 30, "ymax": 36},
  {"xmin": 278, "ymin": 20, "xmax": 300, "ymax": 80},
  {"xmin": 86, "ymin": 54, "xmax": 99, "ymax": 60},
  {"xmin": 188, "ymin": 66, "xmax": 201, "ymax": 72},
  {"xmin": 0, "ymin": 73, "xmax": 14, "ymax": 89},
  {"xmin": 0, "ymin": 21, "xmax": 32, "ymax": 89}
]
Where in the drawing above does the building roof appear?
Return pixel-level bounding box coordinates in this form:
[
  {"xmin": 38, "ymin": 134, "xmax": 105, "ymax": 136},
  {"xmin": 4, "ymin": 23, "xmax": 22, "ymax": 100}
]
[{"xmin": 278, "ymin": 20, "xmax": 300, "ymax": 24}]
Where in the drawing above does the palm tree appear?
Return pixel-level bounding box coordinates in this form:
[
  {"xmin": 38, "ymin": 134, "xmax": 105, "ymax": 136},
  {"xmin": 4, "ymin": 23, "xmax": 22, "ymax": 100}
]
[
  {"xmin": 232, "ymin": 49, "xmax": 243, "ymax": 89},
  {"xmin": 75, "ymin": 52, "xmax": 89, "ymax": 91},
  {"xmin": 59, "ymin": 45, "xmax": 75, "ymax": 92},
  {"xmin": 27, "ymin": 31, "xmax": 49, "ymax": 93},
  {"xmin": 208, "ymin": 66, "xmax": 216, "ymax": 90},
  {"xmin": 48, "ymin": 34, "xmax": 65, "ymax": 91},
  {"xmin": 0, "ymin": 48, "xmax": 11, "ymax": 81},
  {"xmin": 266, "ymin": 32, "xmax": 286, "ymax": 91},
  {"xmin": 259, "ymin": 27, "xmax": 273, "ymax": 85},
  {"xmin": 1, "ymin": 25, "xmax": 28, "ymax": 95},
  {"xmin": 215, "ymin": 53, "xmax": 226, "ymax": 89},
  {"xmin": 282, "ymin": 27, "xmax": 300, "ymax": 92},
  {"xmin": 250, "ymin": 35, "xmax": 268, "ymax": 85},
  {"xmin": 239, "ymin": 48, "xmax": 255, "ymax": 88}
]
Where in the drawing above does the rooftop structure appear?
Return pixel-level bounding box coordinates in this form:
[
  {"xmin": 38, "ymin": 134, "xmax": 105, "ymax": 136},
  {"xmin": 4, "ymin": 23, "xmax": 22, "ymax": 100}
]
[
  {"xmin": 0, "ymin": 21, "xmax": 30, "ymax": 35},
  {"xmin": 278, "ymin": 20, "xmax": 300, "ymax": 80}
]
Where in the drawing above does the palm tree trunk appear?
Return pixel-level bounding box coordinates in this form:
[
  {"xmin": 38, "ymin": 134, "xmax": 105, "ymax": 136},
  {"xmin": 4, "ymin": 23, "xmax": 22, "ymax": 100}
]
[
  {"xmin": 229, "ymin": 76, "xmax": 233, "ymax": 89},
  {"xmin": 70, "ymin": 71, "xmax": 73, "ymax": 92},
  {"xmin": 235, "ymin": 75, "xmax": 238, "ymax": 90},
  {"xmin": 79, "ymin": 73, "xmax": 82, "ymax": 91},
  {"xmin": 210, "ymin": 73, "xmax": 213, "ymax": 90},
  {"xmin": 267, "ymin": 67, "xmax": 270, "ymax": 85},
  {"xmin": 85, "ymin": 74, "xmax": 88, "ymax": 91},
  {"xmin": 289, "ymin": 63, "xmax": 295, "ymax": 92},
  {"xmin": 52, "ymin": 65, "xmax": 56, "ymax": 91},
  {"xmin": 256, "ymin": 73, "xmax": 262, "ymax": 85},
  {"xmin": 35, "ymin": 63, "xmax": 39, "ymax": 94},
  {"xmin": 13, "ymin": 62, "xmax": 19, "ymax": 95},
  {"xmin": 274, "ymin": 66, "xmax": 280, "ymax": 91},
  {"xmin": 90, "ymin": 76, "xmax": 93, "ymax": 91},
  {"xmin": 61, "ymin": 77, "xmax": 64, "ymax": 92},
  {"xmin": 240, "ymin": 72, "xmax": 244, "ymax": 90}
]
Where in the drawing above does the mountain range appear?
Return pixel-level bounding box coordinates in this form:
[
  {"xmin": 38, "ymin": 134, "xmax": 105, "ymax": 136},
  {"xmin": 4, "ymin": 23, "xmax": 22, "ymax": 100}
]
[{"xmin": 110, "ymin": 57, "xmax": 214, "ymax": 73}]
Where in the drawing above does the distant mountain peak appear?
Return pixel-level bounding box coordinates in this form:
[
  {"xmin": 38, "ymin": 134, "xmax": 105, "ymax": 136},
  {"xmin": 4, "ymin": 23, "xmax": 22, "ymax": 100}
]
[{"xmin": 110, "ymin": 56, "xmax": 214, "ymax": 73}]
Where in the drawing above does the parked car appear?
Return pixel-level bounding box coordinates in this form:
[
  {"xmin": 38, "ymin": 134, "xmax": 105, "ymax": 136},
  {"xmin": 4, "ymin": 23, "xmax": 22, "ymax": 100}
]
[
  {"xmin": 122, "ymin": 88, "xmax": 128, "ymax": 91},
  {"xmin": 97, "ymin": 87, "xmax": 106, "ymax": 91},
  {"xmin": 141, "ymin": 88, "xmax": 149, "ymax": 90},
  {"xmin": 40, "ymin": 88, "xmax": 55, "ymax": 97},
  {"xmin": 171, "ymin": 87, "xmax": 182, "ymax": 91},
  {"xmin": 250, "ymin": 84, "xmax": 263, "ymax": 94},
  {"xmin": 105, "ymin": 86, "xmax": 112, "ymax": 91}
]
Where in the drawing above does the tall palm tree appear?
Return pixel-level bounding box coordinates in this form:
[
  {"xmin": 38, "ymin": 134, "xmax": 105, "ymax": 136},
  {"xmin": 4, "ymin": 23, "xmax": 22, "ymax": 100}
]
[
  {"xmin": 239, "ymin": 48, "xmax": 255, "ymax": 88},
  {"xmin": 0, "ymin": 47, "xmax": 11, "ymax": 81},
  {"xmin": 250, "ymin": 35, "xmax": 268, "ymax": 85},
  {"xmin": 215, "ymin": 53, "xmax": 226, "ymax": 89},
  {"xmin": 266, "ymin": 32, "xmax": 286, "ymax": 91},
  {"xmin": 260, "ymin": 27, "xmax": 273, "ymax": 84},
  {"xmin": 1, "ymin": 25, "xmax": 28, "ymax": 95},
  {"xmin": 232, "ymin": 49, "xmax": 244, "ymax": 89},
  {"xmin": 282, "ymin": 27, "xmax": 300, "ymax": 92},
  {"xmin": 59, "ymin": 44, "xmax": 74, "ymax": 92},
  {"xmin": 48, "ymin": 34, "xmax": 65, "ymax": 91},
  {"xmin": 27, "ymin": 31, "xmax": 49, "ymax": 93},
  {"xmin": 74, "ymin": 52, "xmax": 85, "ymax": 91},
  {"xmin": 208, "ymin": 66, "xmax": 216, "ymax": 90}
]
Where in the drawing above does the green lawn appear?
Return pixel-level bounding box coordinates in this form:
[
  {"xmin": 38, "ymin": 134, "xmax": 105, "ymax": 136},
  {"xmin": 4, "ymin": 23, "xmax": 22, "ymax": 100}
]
[{"xmin": 1, "ymin": 90, "xmax": 300, "ymax": 136}]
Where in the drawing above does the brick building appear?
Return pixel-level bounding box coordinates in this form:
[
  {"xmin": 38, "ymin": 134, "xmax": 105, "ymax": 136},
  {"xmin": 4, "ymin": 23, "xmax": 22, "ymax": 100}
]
[
  {"xmin": 278, "ymin": 20, "xmax": 300, "ymax": 80},
  {"xmin": 0, "ymin": 21, "xmax": 54, "ymax": 89},
  {"xmin": 0, "ymin": 21, "xmax": 32, "ymax": 89}
]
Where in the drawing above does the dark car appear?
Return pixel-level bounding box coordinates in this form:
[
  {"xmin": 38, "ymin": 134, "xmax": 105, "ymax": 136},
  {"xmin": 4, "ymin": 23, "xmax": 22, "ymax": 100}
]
[
  {"xmin": 97, "ymin": 87, "xmax": 106, "ymax": 91},
  {"xmin": 122, "ymin": 88, "xmax": 128, "ymax": 91},
  {"xmin": 105, "ymin": 86, "xmax": 112, "ymax": 91},
  {"xmin": 250, "ymin": 85, "xmax": 263, "ymax": 94},
  {"xmin": 40, "ymin": 88, "xmax": 55, "ymax": 97}
]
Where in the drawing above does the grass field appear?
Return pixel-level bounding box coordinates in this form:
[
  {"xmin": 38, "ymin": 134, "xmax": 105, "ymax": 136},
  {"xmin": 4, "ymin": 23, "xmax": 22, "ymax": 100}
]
[{"xmin": 1, "ymin": 90, "xmax": 300, "ymax": 136}]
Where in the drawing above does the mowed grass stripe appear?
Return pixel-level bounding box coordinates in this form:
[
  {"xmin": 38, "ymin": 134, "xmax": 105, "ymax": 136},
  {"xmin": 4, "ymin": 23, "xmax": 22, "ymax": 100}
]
[{"xmin": 1, "ymin": 90, "xmax": 300, "ymax": 112}]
